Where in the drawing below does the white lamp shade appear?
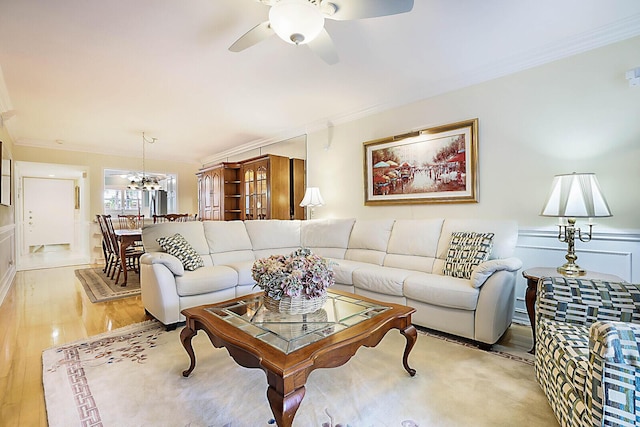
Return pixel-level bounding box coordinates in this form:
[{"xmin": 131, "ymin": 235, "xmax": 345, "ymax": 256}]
[
  {"xmin": 269, "ymin": 0, "xmax": 324, "ymax": 45},
  {"xmin": 300, "ymin": 187, "xmax": 325, "ymax": 207},
  {"xmin": 540, "ymin": 173, "xmax": 612, "ymax": 218}
]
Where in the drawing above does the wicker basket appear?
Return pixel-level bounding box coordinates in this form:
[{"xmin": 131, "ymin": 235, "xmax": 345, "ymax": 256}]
[{"xmin": 263, "ymin": 292, "xmax": 327, "ymax": 315}]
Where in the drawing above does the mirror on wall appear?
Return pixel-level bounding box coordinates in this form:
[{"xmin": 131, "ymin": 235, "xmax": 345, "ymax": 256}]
[{"xmin": 1, "ymin": 141, "xmax": 11, "ymax": 206}]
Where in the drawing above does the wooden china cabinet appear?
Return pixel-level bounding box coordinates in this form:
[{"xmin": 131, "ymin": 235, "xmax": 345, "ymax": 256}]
[
  {"xmin": 197, "ymin": 154, "xmax": 305, "ymax": 221},
  {"xmin": 196, "ymin": 162, "xmax": 242, "ymax": 221}
]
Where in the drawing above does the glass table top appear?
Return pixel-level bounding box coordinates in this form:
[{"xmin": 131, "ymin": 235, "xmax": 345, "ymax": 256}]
[{"xmin": 205, "ymin": 292, "xmax": 390, "ymax": 354}]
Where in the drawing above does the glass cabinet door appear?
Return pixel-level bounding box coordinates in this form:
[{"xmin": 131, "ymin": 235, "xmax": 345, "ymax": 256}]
[
  {"xmin": 256, "ymin": 166, "xmax": 267, "ymax": 220},
  {"xmin": 244, "ymin": 168, "xmax": 255, "ymax": 220}
]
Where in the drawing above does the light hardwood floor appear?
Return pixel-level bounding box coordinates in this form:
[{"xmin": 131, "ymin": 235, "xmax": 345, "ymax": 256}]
[
  {"xmin": 0, "ymin": 264, "xmax": 535, "ymax": 426},
  {"xmin": 0, "ymin": 265, "xmax": 149, "ymax": 426}
]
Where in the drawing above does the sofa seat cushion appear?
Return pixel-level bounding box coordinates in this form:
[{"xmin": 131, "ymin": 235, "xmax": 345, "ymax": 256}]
[
  {"xmin": 352, "ymin": 266, "xmax": 412, "ymax": 297},
  {"xmin": 329, "ymin": 258, "xmax": 371, "ymax": 285},
  {"xmin": 175, "ymin": 265, "xmax": 238, "ymax": 297},
  {"xmin": 224, "ymin": 260, "xmax": 255, "ymax": 286},
  {"xmin": 404, "ymin": 273, "xmax": 479, "ymax": 310},
  {"xmin": 537, "ymin": 319, "xmax": 590, "ymax": 402}
]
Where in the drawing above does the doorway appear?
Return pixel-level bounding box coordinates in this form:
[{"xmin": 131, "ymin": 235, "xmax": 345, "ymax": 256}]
[{"xmin": 15, "ymin": 161, "xmax": 90, "ymax": 270}]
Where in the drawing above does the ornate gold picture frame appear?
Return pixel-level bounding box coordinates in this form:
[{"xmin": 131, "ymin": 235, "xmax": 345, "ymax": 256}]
[{"xmin": 363, "ymin": 118, "xmax": 478, "ymax": 205}]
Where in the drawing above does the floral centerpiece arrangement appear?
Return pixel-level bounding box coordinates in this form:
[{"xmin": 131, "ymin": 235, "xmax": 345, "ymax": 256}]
[{"xmin": 252, "ymin": 248, "xmax": 335, "ymax": 314}]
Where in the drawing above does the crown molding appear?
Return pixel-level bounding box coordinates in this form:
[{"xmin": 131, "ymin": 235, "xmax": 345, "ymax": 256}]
[
  {"xmin": 14, "ymin": 138, "xmax": 200, "ymax": 166},
  {"xmin": 201, "ymin": 15, "xmax": 640, "ymax": 163},
  {"xmin": 199, "ymin": 128, "xmax": 309, "ymax": 167},
  {"xmin": 8, "ymin": 15, "xmax": 640, "ymax": 166},
  {"xmin": 0, "ymin": 66, "xmax": 17, "ymax": 141},
  {"xmin": 0, "ymin": 66, "xmax": 12, "ymax": 114},
  {"xmin": 300, "ymin": 14, "xmax": 640, "ymax": 141}
]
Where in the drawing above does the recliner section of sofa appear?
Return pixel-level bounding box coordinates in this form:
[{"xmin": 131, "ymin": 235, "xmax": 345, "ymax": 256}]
[{"xmin": 140, "ymin": 218, "xmax": 522, "ymax": 344}]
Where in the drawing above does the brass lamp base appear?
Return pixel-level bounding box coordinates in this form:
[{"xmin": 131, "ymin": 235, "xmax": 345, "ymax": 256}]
[
  {"xmin": 555, "ymin": 217, "xmax": 591, "ymax": 278},
  {"xmin": 557, "ymin": 263, "xmax": 586, "ymax": 277}
]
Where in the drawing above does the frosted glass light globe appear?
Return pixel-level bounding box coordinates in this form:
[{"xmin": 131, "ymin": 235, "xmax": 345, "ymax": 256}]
[{"xmin": 269, "ymin": 1, "xmax": 324, "ymax": 45}]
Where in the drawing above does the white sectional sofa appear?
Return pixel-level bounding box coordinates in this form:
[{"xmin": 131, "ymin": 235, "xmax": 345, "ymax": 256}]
[{"xmin": 140, "ymin": 218, "xmax": 522, "ymax": 346}]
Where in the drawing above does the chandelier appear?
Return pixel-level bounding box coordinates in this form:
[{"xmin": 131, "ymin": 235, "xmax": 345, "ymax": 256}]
[{"xmin": 128, "ymin": 132, "xmax": 162, "ymax": 191}]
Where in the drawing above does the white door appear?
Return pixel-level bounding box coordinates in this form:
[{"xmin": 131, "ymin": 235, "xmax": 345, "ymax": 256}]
[{"xmin": 23, "ymin": 177, "xmax": 75, "ymax": 248}]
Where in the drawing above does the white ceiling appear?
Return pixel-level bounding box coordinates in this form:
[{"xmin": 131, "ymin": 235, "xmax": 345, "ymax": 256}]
[{"xmin": 1, "ymin": 0, "xmax": 639, "ymax": 165}]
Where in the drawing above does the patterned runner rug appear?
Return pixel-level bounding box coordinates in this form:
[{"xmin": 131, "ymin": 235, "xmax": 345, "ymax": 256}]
[
  {"xmin": 74, "ymin": 267, "xmax": 141, "ymax": 303},
  {"xmin": 42, "ymin": 321, "xmax": 556, "ymax": 426}
]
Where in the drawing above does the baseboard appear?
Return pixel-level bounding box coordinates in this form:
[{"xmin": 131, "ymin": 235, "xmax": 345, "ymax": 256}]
[
  {"xmin": 0, "ymin": 223, "xmax": 16, "ymax": 307},
  {"xmin": 0, "ymin": 262, "xmax": 16, "ymax": 307}
]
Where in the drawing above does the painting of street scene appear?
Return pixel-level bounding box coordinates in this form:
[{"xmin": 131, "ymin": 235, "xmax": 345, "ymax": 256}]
[{"xmin": 364, "ymin": 119, "xmax": 478, "ymax": 204}]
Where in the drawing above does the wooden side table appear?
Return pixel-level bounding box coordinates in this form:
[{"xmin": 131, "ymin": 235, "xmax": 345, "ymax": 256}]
[{"xmin": 522, "ymin": 267, "xmax": 624, "ymax": 354}]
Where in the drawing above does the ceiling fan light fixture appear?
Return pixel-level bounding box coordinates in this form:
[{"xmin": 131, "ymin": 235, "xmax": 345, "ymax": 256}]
[{"xmin": 269, "ymin": 0, "xmax": 324, "ymax": 45}]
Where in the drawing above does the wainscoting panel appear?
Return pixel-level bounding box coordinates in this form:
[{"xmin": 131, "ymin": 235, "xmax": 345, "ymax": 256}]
[
  {"xmin": 512, "ymin": 228, "xmax": 640, "ymax": 325},
  {"xmin": 0, "ymin": 224, "xmax": 16, "ymax": 306}
]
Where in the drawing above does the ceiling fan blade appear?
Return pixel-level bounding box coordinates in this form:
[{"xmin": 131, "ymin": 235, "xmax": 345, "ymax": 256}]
[
  {"xmin": 307, "ymin": 29, "xmax": 339, "ymax": 65},
  {"xmin": 228, "ymin": 21, "xmax": 274, "ymax": 52},
  {"xmin": 324, "ymin": 0, "xmax": 414, "ymax": 20}
]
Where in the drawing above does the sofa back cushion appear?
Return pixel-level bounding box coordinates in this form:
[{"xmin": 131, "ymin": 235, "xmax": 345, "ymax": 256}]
[
  {"xmin": 203, "ymin": 221, "xmax": 255, "ymax": 264},
  {"xmin": 433, "ymin": 219, "xmax": 518, "ymax": 274},
  {"xmin": 384, "ymin": 219, "xmax": 444, "ymax": 273},
  {"xmin": 301, "ymin": 218, "xmax": 355, "ymax": 259},
  {"xmin": 245, "ymin": 220, "xmax": 301, "ymax": 259},
  {"xmin": 345, "ymin": 219, "xmax": 395, "ymax": 265},
  {"xmin": 142, "ymin": 221, "xmax": 214, "ymax": 267},
  {"xmin": 143, "ymin": 222, "xmax": 208, "ymax": 254}
]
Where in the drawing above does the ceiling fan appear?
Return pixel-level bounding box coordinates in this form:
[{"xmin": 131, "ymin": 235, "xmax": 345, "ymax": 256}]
[{"xmin": 229, "ymin": 0, "xmax": 414, "ymax": 65}]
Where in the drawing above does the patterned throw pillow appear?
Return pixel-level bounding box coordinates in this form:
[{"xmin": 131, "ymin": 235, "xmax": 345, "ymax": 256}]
[
  {"xmin": 156, "ymin": 233, "xmax": 204, "ymax": 271},
  {"xmin": 443, "ymin": 232, "xmax": 494, "ymax": 279}
]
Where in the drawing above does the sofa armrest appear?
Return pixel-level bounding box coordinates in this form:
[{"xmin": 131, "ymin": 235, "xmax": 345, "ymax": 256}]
[
  {"xmin": 140, "ymin": 252, "xmax": 184, "ymax": 276},
  {"xmin": 587, "ymin": 321, "xmax": 640, "ymax": 426},
  {"xmin": 474, "ymin": 269, "xmax": 517, "ymax": 344},
  {"xmin": 537, "ymin": 277, "xmax": 640, "ymax": 327},
  {"xmin": 470, "ymin": 257, "xmax": 522, "ymax": 288},
  {"xmin": 589, "ymin": 321, "xmax": 640, "ymax": 367}
]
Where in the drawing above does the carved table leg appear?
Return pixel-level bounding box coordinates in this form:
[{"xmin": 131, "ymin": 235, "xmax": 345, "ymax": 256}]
[
  {"xmin": 525, "ymin": 278, "xmax": 537, "ymax": 355},
  {"xmin": 266, "ymin": 385, "xmax": 305, "ymax": 427},
  {"xmin": 180, "ymin": 325, "xmax": 198, "ymax": 377},
  {"xmin": 401, "ymin": 325, "xmax": 417, "ymax": 376}
]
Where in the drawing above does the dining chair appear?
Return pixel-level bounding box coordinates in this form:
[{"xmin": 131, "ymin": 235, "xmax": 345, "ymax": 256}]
[
  {"xmin": 153, "ymin": 213, "xmax": 189, "ymax": 223},
  {"xmin": 118, "ymin": 214, "xmax": 144, "ymax": 229},
  {"xmin": 96, "ymin": 214, "xmax": 116, "ymax": 276},
  {"xmin": 104, "ymin": 214, "xmax": 144, "ymax": 285}
]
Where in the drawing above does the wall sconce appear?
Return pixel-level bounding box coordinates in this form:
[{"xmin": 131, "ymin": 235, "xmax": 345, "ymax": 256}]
[
  {"xmin": 540, "ymin": 172, "xmax": 612, "ymax": 276},
  {"xmin": 299, "ymin": 187, "xmax": 324, "ymax": 218}
]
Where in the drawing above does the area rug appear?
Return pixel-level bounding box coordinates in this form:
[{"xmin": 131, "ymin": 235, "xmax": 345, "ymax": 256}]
[
  {"xmin": 42, "ymin": 321, "xmax": 556, "ymax": 426},
  {"xmin": 420, "ymin": 327, "xmax": 535, "ymax": 367},
  {"xmin": 74, "ymin": 267, "xmax": 141, "ymax": 303}
]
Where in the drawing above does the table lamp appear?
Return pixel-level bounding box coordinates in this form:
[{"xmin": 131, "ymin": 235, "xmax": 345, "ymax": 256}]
[
  {"xmin": 300, "ymin": 187, "xmax": 324, "ymax": 218},
  {"xmin": 540, "ymin": 172, "xmax": 611, "ymax": 276}
]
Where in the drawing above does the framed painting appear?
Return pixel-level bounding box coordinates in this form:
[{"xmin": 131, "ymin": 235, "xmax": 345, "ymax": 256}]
[{"xmin": 363, "ymin": 118, "xmax": 478, "ymax": 205}]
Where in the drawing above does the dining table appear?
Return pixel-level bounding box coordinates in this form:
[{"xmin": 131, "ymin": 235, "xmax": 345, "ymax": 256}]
[{"xmin": 114, "ymin": 228, "xmax": 142, "ymax": 286}]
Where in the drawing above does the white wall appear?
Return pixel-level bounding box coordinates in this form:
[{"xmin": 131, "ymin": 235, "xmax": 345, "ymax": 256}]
[
  {"xmin": 307, "ymin": 36, "xmax": 639, "ymax": 229},
  {"xmin": 306, "ymin": 36, "xmax": 640, "ymax": 321}
]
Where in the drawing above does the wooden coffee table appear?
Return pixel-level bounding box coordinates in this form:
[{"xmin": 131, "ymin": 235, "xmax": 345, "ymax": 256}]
[{"xmin": 180, "ymin": 290, "xmax": 417, "ymax": 427}]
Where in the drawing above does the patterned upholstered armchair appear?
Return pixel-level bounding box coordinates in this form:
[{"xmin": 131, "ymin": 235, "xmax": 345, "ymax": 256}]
[{"xmin": 535, "ymin": 276, "xmax": 640, "ymax": 427}]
